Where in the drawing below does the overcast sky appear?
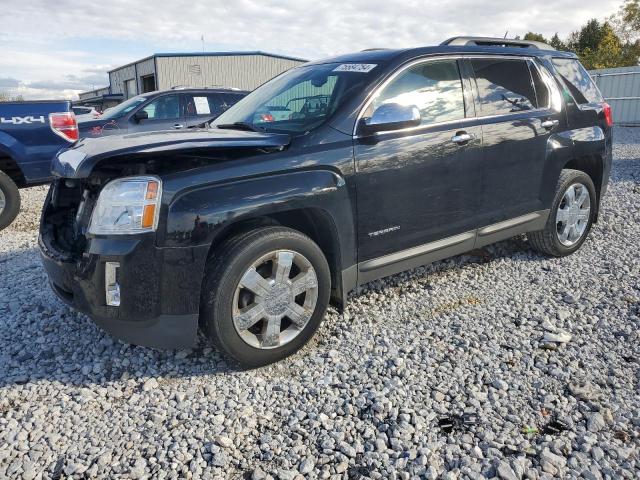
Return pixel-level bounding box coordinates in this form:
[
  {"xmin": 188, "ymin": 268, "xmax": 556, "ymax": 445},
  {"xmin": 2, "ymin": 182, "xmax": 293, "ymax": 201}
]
[{"xmin": 0, "ymin": 0, "xmax": 623, "ymax": 100}]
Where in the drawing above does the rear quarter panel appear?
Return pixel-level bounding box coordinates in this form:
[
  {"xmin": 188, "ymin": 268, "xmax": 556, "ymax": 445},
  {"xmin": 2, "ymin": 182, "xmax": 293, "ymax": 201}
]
[
  {"xmin": 0, "ymin": 101, "xmax": 72, "ymax": 183},
  {"xmin": 539, "ymin": 56, "xmax": 613, "ymax": 201}
]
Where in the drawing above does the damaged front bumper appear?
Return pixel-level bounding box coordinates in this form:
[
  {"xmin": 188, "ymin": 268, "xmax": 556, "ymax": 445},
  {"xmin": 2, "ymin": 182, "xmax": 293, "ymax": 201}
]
[{"xmin": 39, "ymin": 231, "xmax": 209, "ymax": 349}]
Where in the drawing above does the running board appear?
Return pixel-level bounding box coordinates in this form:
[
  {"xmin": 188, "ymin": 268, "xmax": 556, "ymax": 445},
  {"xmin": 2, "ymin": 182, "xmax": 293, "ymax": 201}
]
[{"xmin": 356, "ymin": 210, "xmax": 549, "ymax": 285}]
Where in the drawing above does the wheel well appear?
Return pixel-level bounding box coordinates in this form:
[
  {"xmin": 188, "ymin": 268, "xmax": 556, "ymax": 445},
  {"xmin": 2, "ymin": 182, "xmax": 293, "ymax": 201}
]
[
  {"xmin": 564, "ymin": 155, "xmax": 604, "ymax": 219},
  {"xmin": 564, "ymin": 155, "xmax": 603, "ymax": 197},
  {"xmin": 0, "ymin": 156, "xmax": 26, "ymax": 187},
  {"xmin": 205, "ymin": 208, "xmax": 344, "ymax": 307}
]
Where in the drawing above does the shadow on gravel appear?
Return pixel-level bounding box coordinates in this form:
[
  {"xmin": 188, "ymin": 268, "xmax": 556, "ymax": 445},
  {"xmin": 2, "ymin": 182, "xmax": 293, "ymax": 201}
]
[
  {"xmin": 356, "ymin": 235, "xmax": 548, "ymax": 295},
  {"xmin": 0, "ymin": 248, "xmax": 236, "ymax": 388},
  {"xmin": 0, "ymin": 210, "xmax": 604, "ymax": 390},
  {"xmin": 0, "ymin": 238, "xmax": 547, "ymax": 389},
  {"xmin": 609, "ymin": 158, "xmax": 640, "ymax": 183}
]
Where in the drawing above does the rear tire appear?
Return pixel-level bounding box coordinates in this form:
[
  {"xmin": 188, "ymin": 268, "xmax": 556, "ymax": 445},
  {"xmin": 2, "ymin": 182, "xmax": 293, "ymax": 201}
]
[
  {"xmin": 201, "ymin": 227, "xmax": 331, "ymax": 368},
  {"xmin": 528, "ymin": 169, "xmax": 596, "ymax": 257},
  {"xmin": 0, "ymin": 171, "xmax": 20, "ymax": 231}
]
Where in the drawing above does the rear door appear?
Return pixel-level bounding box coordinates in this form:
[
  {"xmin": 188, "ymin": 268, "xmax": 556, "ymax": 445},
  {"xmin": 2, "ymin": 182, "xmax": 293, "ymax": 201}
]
[
  {"xmin": 355, "ymin": 57, "xmax": 484, "ymax": 264},
  {"xmin": 185, "ymin": 93, "xmax": 222, "ymax": 128},
  {"xmin": 131, "ymin": 93, "xmax": 185, "ymax": 132},
  {"xmin": 466, "ymin": 56, "xmax": 564, "ymax": 226}
]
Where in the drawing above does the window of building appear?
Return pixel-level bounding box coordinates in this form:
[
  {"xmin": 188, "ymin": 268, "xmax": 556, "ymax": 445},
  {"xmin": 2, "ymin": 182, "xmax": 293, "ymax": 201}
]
[{"xmin": 141, "ymin": 75, "xmax": 156, "ymax": 94}]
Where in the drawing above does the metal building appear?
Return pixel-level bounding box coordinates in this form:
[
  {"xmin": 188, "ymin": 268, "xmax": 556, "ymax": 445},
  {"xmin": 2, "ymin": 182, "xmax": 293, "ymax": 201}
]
[
  {"xmin": 590, "ymin": 65, "xmax": 640, "ymax": 126},
  {"xmin": 77, "ymin": 86, "xmax": 124, "ymax": 109},
  {"xmin": 77, "ymin": 51, "xmax": 307, "ymax": 108}
]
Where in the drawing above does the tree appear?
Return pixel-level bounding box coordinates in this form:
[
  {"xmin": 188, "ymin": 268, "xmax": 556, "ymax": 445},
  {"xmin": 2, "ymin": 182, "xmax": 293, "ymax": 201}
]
[
  {"xmin": 572, "ymin": 19, "xmax": 607, "ymax": 53},
  {"xmin": 622, "ymin": 0, "xmax": 640, "ymax": 31},
  {"xmin": 0, "ymin": 92, "xmax": 23, "ymax": 102},
  {"xmin": 586, "ymin": 22, "xmax": 624, "ymax": 68},
  {"xmin": 524, "ymin": 32, "xmax": 549, "ymax": 44},
  {"xmin": 549, "ymin": 33, "xmax": 568, "ymax": 51}
]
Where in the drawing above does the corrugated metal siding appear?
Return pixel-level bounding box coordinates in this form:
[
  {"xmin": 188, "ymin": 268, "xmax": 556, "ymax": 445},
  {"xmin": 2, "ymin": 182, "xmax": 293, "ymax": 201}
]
[
  {"xmin": 590, "ymin": 66, "xmax": 640, "ymax": 125},
  {"xmin": 109, "ymin": 65, "xmax": 136, "ymax": 97},
  {"xmin": 156, "ymin": 55, "xmax": 303, "ymax": 91},
  {"xmin": 78, "ymin": 87, "xmax": 110, "ymax": 101},
  {"xmin": 136, "ymin": 58, "xmax": 156, "ymax": 93},
  {"xmin": 137, "ymin": 58, "xmax": 155, "ymax": 77}
]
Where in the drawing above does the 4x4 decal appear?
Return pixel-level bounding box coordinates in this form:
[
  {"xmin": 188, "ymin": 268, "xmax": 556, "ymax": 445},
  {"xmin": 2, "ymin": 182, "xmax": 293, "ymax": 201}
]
[{"xmin": 0, "ymin": 115, "xmax": 46, "ymax": 125}]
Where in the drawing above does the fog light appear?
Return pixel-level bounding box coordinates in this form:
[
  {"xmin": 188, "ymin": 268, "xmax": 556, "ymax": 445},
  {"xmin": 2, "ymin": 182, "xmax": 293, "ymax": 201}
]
[{"xmin": 105, "ymin": 262, "xmax": 121, "ymax": 307}]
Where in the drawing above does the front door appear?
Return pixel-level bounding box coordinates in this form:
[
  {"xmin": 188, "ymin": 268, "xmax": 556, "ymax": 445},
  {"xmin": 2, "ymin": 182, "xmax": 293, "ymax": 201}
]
[
  {"xmin": 132, "ymin": 94, "xmax": 186, "ymax": 133},
  {"xmin": 355, "ymin": 58, "xmax": 484, "ymax": 266}
]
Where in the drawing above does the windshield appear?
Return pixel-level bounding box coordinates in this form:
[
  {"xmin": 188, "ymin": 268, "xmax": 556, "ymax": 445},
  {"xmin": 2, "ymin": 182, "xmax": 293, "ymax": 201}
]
[
  {"xmin": 100, "ymin": 95, "xmax": 149, "ymax": 120},
  {"xmin": 212, "ymin": 62, "xmax": 379, "ymax": 134}
]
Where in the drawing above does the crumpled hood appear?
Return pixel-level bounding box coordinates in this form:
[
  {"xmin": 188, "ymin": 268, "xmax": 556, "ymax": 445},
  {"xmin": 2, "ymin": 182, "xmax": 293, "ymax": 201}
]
[{"xmin": 52, "ymin": 128, "xmax": 291, "ymax": 178}]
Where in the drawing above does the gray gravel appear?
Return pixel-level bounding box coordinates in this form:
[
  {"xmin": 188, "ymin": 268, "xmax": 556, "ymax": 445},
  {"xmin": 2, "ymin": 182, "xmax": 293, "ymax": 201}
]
[{"xmin": 1, "ymin": 128, "xmax": 639, "ymax": 479}]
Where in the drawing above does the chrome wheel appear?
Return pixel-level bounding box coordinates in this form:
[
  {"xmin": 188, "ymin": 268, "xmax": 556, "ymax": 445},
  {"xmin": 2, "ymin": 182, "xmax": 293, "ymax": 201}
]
[
  {"xmin": 232, "ymin": 250, "xmax": 318, "ymax": 349},
  {"xmin": 0, "ymin": 188, "xmax": 5, "ymax": 216},
  {"xmin": 556, "ymin": 183, "xmax": 591, "ymax": 246}
]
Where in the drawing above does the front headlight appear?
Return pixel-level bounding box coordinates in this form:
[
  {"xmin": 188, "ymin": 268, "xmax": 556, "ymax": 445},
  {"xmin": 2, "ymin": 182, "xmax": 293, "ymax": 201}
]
[{"xmin": 88, "ymin": 176, "xmax": 162, "ymax": 235}]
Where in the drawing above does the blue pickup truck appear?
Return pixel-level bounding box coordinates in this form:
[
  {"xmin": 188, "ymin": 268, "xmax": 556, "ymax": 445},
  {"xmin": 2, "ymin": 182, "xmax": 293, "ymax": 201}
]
[{"xmin": 0, "ymin": 100, "xmax": 77, "ymax": 230}]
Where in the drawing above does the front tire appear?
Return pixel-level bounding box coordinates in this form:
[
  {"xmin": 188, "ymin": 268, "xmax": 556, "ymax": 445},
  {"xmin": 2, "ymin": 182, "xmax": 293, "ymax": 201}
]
[
  {"xmin": 201, "ymin": 227, "xmax": 331, "ymax": 367},
  {"xmin": 0, "ymin": 171, "xmax": 20, "ymax": 231},
  {"xmin": 528, "ymin": 169, "xmax": 597, "ymax": 257}
]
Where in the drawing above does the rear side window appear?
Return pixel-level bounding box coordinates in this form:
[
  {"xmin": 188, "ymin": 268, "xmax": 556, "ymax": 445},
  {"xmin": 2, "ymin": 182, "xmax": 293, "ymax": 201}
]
[
  {"xmin": 551, "ymin": 58, "xmax": 603, "ymax": 105},
  {"xmin": 529, "ymin": 63, "xmax": 550, "ymax": 108},
  {"xmin": 217, "ymin": 94, "xmax": 244, "ymax": 112},
  {"xmin": 185, "ymin": 94, "xmax": 243, "ymax": 118},
  {"xmin": 185, "ymin": 95, "xmax": 218, "ymax": 117},
  {"xmin": 471, "ymin": 58, "xmax": 537, "ymax": 115},
  {"xmin": 371, "ymin": 59, "xmax": 466, "ymax": 125}
]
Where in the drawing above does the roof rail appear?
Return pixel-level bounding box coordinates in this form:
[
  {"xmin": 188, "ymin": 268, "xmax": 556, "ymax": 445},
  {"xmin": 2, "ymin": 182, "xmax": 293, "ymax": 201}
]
[
  {"xmin": 441, "ymin": 36, "xmax": 554, "ymax": 50},
  {"xmin": 206, "ymin": 85, "xmax": 243, "ymax": 91},
  {"xmin": 361, "ymin": 48, "xmax": 390, "ymax": 52}
]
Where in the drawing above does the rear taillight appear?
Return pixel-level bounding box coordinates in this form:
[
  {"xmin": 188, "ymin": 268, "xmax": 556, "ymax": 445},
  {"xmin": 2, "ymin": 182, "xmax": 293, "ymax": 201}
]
[
  {"xmin": 49, "ymin": 112, "xmax": 79, "ymax": 142},
  {"xmin": 603, "ymin": 102, "xmax": 613, "ymax": 127}
]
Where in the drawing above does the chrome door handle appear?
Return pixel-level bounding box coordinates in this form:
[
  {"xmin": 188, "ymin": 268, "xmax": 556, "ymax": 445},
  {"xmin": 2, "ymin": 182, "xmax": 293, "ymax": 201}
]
[
  {"xmin": 541, "ymin": 119, "xmax": 559, "ymax": 130},
  {"xmin": 172, "ymin": 124, "xmax": 185, "ymax": 129},
  {"xmin": 451, "ymin": 132, "xmax": 473, "ymax": 144}
]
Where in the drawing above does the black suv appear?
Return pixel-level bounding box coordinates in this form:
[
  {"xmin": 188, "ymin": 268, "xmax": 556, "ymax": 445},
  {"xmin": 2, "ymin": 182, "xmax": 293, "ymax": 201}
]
[
  {"xmin": 78, "ymin": 87, "xmax": 247, "ymax": 138},
  {"xmin": 40, "ymin": 37, "xmax": 612, "ymax": 367}
]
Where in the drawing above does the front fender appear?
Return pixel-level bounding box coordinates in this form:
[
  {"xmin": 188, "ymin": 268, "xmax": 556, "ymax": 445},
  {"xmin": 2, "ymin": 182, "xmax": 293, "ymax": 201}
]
[{"xmin": 161, "ymin": 168, "xmax": 355, "ymax": 263}]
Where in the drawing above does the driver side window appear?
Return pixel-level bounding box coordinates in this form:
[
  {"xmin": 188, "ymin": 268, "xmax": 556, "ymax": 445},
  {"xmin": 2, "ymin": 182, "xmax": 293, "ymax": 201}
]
[
  {"xmin": 371, "ymin": 60, "xmax": 466, "ymax": 125},
  {"xmin": 141, "ymin": 95, "xmax": 181, "ymax": 120}
]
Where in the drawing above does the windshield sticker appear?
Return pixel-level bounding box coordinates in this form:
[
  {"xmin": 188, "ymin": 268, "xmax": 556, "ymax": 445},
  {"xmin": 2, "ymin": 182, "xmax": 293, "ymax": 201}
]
[
  {"xmin": 333, "ymin": 63, "xmax": 377, "ymax": 73},
  {"xmin": 193, "ymin": 96, "xmax": 211, "ymax": 115}
]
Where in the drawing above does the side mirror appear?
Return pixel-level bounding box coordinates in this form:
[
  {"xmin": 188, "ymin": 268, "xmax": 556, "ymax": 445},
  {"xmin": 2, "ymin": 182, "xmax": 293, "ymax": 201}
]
[
  {"xmin": 362, "ymin": 103, "xmax": 421, "ymax": 134},
  {"xmin": 133, "ymin": 110, "xmax": 148, "ymax": 122}
]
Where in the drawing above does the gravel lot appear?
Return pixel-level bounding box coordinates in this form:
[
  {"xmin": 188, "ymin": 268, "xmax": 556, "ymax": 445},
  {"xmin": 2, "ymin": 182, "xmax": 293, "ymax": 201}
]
[{"xmin": 0, "ymin": 127, "xmax": 638, "ymax": 480}]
